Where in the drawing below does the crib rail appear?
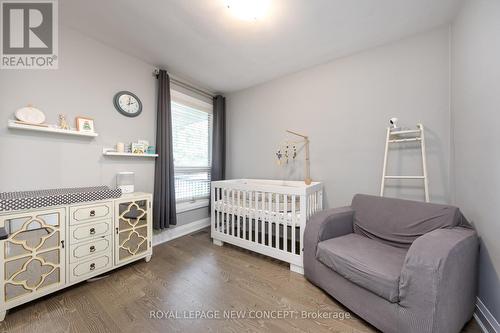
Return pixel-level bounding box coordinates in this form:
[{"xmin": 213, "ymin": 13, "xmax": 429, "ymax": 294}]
[{"xmin": 211, "ymin": 180, "xmax": 323, "ymax": 273}]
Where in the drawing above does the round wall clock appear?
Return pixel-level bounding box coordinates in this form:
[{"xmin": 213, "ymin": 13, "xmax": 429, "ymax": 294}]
[{"xmin": 113, "ymin": 91, "xmax": 142, "ymax": 117}]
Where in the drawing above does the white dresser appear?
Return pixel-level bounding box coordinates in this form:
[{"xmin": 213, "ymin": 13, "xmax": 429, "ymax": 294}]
[{"xmin": 0, "ymin": 192, "xmax": 153, "ymax": 321}]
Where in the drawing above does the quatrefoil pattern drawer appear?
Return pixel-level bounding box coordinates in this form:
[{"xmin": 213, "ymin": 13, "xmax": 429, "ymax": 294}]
[
  {"xmin": 69, "ymin": 220, "xmax": 111, "ymax": 243},
  {"xmin": 70, "ymin": 202, "xmax": 113, "ymax": 225},
  {"xmin": 69, "ymin": 254, "xmax": 112, "ymax": 283},
  {"xmin": 69, "ymin": 236, "xmax": 111, "ymax": 263}
]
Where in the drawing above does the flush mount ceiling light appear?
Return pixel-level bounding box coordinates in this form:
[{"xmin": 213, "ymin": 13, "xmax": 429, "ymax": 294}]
[{"xmin": 226, "ymin": 0, "xmax": 270, "ymax": 21}]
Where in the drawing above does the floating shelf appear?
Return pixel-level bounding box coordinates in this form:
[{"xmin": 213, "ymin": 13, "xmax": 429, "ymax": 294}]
[
  {"xmin": 102, "ymin": 148, "xmax": 158, "ymax": 158},
  {"xmin": 8, "ymin": 120, "xmax": 98, "ymax": 137}
]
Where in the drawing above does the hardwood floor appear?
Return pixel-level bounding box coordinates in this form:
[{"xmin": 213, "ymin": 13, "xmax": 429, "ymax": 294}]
[{"xmin": 0, "ymin": 228, "xmax": 481, "ymax": 333}]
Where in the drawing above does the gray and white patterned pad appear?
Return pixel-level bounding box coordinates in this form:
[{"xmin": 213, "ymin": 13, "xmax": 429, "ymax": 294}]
[{"xmin": 0, "ymin": 186, "xmax": 122, "ymax": 212}]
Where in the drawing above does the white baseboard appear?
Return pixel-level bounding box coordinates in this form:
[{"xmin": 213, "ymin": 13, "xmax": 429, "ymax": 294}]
[
  {"xmin": 153, "ymin": 218, "xmax": 210, "ymax": 246},
  {"xmin": 475, "ymin": 297, "xmax": 500, "ymax": 333}
]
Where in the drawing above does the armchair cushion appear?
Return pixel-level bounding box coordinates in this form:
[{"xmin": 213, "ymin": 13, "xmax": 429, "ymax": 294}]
[
  {"xmin": 351, "ymin": 194, "xmax": 469, "ymax": 249},
  {"xmin": 317, "ymin": 233, "xmax": 407, "ymax": 302}
]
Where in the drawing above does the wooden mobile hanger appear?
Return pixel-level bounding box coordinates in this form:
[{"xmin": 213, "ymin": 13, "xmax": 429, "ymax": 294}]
[{"xmin": 285, "ymin": 130, "xmax": 312, "ymax": 185}]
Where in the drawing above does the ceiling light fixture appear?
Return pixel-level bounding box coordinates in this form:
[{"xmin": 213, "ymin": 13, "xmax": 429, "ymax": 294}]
[{"xmin": 226, "ymin": 0, "xmax": 270, "ymax": 21}]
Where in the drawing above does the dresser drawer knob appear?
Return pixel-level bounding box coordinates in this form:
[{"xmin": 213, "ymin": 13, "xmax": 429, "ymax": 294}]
[
  {"xmin": 90, "ymin": 210, "xmax": 96, "ymax": 217},
  {"xmin": 89, "ymin": 245, "xmax": 96, "ymax": 252},
  {"xmin": 89, "ymin": 228, "xmax": 96, "ymax": 235},
  {"xmin": 90, "ymin": 263, "xmax": 96, "ymax": 270}
]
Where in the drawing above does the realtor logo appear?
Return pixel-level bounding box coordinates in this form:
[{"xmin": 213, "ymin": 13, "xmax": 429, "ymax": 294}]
[{"xmin": 1, "ymin": 0, "xmax": 58, "ymax": 69}]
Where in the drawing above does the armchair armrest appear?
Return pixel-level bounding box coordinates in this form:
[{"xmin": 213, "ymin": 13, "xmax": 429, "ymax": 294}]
[
  {"xmin": 398, "ymin": 227, "xmax": 478, "ymax": 333},
  {"xmin": 303, "ymin": 206, "xmax": 353, "ymax": 272},
  {"xmin": 304, "ymin": 206, "xmax": 354, "ymax": 246}
]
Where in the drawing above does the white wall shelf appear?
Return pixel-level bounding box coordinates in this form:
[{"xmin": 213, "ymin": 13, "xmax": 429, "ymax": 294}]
[
  {"xmin": 102, "ymin": 148, "xmax": 158, "ymax": 158},
  {"xmin": 7, "ymin": 120, "xmax": 98, "ymax": 137}
]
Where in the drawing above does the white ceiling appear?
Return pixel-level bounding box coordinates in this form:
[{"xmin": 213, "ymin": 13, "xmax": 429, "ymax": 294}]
[{"xmin": 61, "ymin": 0, "xmax": 462, "ymax": 93}]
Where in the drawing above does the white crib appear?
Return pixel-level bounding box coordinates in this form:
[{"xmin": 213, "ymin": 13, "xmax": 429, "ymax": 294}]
[{"xmin": 211, "ymin": 179, "xmax": 323, "ymax": 274}]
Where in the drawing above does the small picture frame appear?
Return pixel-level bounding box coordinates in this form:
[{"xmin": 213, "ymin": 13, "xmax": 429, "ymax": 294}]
[{"xmin": 76, "ymin": 117, "xmax": 95, "ymax": 133}]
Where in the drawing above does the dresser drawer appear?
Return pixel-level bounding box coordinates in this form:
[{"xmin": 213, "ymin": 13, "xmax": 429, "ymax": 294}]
[
  {"xmin": 70, "ymin": 202, "xmax": 112, "ymax": 225},
  {"xmin": 69, "ymin": 254, "xmax": 112, "ymax": 283},
  {"xmin": 69, "ymin": 220, "xmax": 111, "ymax": 243},
  {"xmin": 69, "ymin": 235, "xmax": 111, "ymax": 263}
]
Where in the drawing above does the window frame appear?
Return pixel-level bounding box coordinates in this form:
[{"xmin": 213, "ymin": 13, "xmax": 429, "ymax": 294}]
[{"xmin": 171, "ymin": 89, "xmax": 213, "ymax": 212}]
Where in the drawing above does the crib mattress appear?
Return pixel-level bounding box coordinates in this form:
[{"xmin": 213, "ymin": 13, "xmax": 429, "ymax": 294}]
[{"xmin": 213, "ymin": 201, "xmax": 301, "ymax": 226}]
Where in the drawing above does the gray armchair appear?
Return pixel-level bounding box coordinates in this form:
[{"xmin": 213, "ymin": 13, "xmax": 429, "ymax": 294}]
[{"xmin": 304, "ymin": 194, "xmax": 478, "ymax": 333}]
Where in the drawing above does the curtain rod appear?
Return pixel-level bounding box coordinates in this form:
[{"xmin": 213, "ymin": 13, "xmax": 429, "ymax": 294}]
[{"xmin": 153, "ymin": 68, "xmax": 215, "ymax": 99}]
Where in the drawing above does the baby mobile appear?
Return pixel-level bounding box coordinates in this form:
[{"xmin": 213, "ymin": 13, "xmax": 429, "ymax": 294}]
[{"xmin": 275, "ymin": 130, "xmax": 312, "ymax": 185}]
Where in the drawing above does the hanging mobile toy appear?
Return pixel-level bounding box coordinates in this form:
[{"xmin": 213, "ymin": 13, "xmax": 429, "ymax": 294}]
[
  {"xmin": 274, "ymin": 131, "xmax": 312, "ymax": 185},
  {"xmin": 276, "ymin": 149, "xmax": 283, "ymax": 165}
]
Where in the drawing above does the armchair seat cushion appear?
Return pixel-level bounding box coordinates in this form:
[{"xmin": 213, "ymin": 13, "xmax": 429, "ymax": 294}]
[{"xmin": 316, "ymin": 233, "xmax": 407, "ymax": 302}]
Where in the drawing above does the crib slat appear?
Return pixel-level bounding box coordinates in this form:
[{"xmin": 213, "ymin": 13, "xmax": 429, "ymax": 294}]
[
  {"xmin": 256, "ymin": 191, "xmax": 260, "ymax": 243},
  {"xmin": 305, "ymin": 194, "xmax": 308, "ymax": 220},
  {"xmin": 255, "ymin": 192, "xmax": 259, "ymax": 243},
  {"xmin": 300, "ymin": 194, "xmax": 307, "ymax": 259},
  {"xmin": 219, "ymin": 187, "xmax": 223, "ymax": 231},
  {"xmin": 283, "ymin": 194, "xmax": 288, "ymax": 252},
  {"xmin": 244, "ymin": 191, "xmax": 248, "ymax": 240},
  {"xmin": 309, "ymin": 194, "xmax": 312, "ymax": 219},
  {"xmin": 227, "ymin": 189, "xmax": 231, "ymax": 236},
  {"xmin": 225, "ymin": 188, "xmax": 229, "ymax": 235},
  {"xmin": 214, "ymin": 187, "xmax": 218, "ymax": 231},
  {"xmin": 221, "ymin": 188, "xmax": 225, "ymax": 234},
  {"xmin": 252, "ymin": 192, "xmax": 256, "ymax": 242},
  {"xmin": 219, "ymin": 188, "xmax": 222, "ymax": 233},
  {"xmin": 311, "ymin": 193, "xmax": 315, "ymax": 216},
  {"xmin": 268, "ymin": 192, "xmax": 272, "ymax": 247},
  {"xmin": 274, "ymin": 193, "xmax": 281, "ymax": 249},
  {"xmin": 320, "ymin": 190, "xmax": 323, "ymax": 210},
  {"xmin": 224, "ymin": 188, "xmax": 228, "ymax": 235},
  {"xmin": 247, "ymin": 191, "xmax": 251, "ymax": 241},
  {"xmin": 237, "ymin": 190, "xmax": 241, "ymax": 238},
  {"xmin": 218, "ymin": 188, "xmax": 221, "ymax": 232},
  {"xmin": 292, "ymin": 195, "xmax": 296, "ymax": 255},
  {"xmin": 231, "ymin": 190, "xmax": 235, "ymax": 236},
  {"xmin": 312, "ymin": 192, "xmax": 316, "ymax": 215},
  {"xmin": 260, "ymin": 192, "xmax": 264, "ymax": 244},
  {"xmin": 311, "ymin": 193, "xmax": 314, "ymax": 215},
  {"xmin": 220, "ymin": 188, "xmax": 223, "ymax": 231},
  {"xmin": 219, "ymin": 188, "xmax": 223, "ymax": 233},
  {"xmin": 261, "ymin": 191, "xmax": 265, "ymax": 245}
]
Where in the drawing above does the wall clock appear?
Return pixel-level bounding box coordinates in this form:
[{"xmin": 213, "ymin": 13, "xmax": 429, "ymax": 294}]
[{"xmin": 113, "ymin": 91, "xmax": 142, "ymax": 117}]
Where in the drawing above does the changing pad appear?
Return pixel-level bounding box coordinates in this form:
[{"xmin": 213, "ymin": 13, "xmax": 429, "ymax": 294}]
[{"xmin": 0, "ymin": 186, "xmax": 122, "ymax": 212}]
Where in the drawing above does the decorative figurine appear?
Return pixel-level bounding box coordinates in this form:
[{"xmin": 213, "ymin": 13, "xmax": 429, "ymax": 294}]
[{"xmin": 58, "ymin": 114, "xmax": 70, "ymax": 130}]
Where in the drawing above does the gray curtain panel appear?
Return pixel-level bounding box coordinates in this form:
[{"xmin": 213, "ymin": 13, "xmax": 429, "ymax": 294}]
[
  {"xmin": 153, "ymin": 69, "xmax": 177, "ymax": 230},
  {"xmin": 211, "ymin": 95, "xmax": 226, "ymax": 181}
]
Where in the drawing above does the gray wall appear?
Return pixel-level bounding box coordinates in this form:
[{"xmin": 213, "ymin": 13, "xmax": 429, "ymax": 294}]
[
  {"xmin": 0, "ymin": 26, "xmax": 206, "ymax": 226},
  {"xmin": 452, "ymin": 0, "xmax": 500, "ymax": 322},
  {"xmin": 0, "ymin": 27, "xmax": 156, "ymax": 192},
  {"xmin": 227, "ymin": 27, "xmax": 451, "ymax": 208}
]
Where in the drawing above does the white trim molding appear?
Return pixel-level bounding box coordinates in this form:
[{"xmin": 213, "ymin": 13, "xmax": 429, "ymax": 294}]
[
  {"xmin": 475, "ymin": 297, "xmax": 500, "ymax": 333},
  {"xmin": 152, "ymin": 218, "xmax": 210, "ymax": 246}
]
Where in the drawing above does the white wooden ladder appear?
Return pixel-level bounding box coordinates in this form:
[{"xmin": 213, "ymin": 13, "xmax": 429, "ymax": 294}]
[{"xmin": 380, "ymin": 123, "xmax": 430, "ymax": 202}]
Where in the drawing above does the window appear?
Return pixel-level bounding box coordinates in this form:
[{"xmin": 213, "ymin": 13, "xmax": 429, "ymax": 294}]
[{"xmin": 171, "ymin": 91, "xmax": 213, "ymax": 205}]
